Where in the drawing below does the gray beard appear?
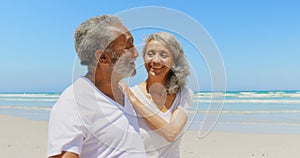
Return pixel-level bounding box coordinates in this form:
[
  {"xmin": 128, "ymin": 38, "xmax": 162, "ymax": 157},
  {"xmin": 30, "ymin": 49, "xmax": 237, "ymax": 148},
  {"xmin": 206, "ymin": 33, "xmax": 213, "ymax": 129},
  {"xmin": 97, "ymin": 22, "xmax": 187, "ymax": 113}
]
[{"xmin": 111, "ymin": 52, "xmax": 136, "ymax": 78}]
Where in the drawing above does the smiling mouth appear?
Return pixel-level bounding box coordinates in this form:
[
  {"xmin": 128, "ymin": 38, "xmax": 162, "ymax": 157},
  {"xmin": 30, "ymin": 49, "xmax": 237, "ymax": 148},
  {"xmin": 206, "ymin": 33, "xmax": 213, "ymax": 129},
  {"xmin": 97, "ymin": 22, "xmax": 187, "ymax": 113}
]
[
  {"xmin": 149, "ymin": 66, "xmax": 166, "ymax": 76},
  {"xmin": 150, "ymin": 65, "xmax": 164, "ymax": 69}
]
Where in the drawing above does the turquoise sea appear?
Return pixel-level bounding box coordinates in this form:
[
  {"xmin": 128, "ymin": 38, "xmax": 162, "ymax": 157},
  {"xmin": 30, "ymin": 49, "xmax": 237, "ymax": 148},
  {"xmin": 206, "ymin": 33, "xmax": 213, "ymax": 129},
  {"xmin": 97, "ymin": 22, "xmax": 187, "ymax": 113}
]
[{"xmin": 1, "ymin": 91, "xmax": 300, "ymax": 134}]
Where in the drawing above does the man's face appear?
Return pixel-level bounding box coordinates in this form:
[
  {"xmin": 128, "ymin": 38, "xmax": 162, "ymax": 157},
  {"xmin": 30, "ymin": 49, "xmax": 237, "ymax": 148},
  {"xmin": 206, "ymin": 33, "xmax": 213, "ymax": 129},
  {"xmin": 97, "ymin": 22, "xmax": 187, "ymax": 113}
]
[{"xmin": 108, "ymin": 24, "xmax": 138, "ymax": 78}]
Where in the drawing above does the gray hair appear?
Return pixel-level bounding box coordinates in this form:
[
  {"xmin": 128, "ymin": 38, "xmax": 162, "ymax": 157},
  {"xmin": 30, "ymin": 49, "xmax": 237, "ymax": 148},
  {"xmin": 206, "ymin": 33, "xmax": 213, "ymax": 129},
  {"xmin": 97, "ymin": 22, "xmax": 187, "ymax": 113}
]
[
  {"xmin": 74, "ymin": 15, "xmax": 122, "ymax": 66},
  {"xmin": 143, "ymin": 32, "xmax": 190, "ymax": 94}
]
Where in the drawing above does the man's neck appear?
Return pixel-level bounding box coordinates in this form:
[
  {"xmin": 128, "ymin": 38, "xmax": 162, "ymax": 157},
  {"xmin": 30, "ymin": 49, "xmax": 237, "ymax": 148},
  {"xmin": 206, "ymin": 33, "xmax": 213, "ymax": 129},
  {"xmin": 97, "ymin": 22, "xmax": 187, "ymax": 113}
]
[{"xmin": 85, "ymin": 71, "xmax": 124, "ymax": 106}]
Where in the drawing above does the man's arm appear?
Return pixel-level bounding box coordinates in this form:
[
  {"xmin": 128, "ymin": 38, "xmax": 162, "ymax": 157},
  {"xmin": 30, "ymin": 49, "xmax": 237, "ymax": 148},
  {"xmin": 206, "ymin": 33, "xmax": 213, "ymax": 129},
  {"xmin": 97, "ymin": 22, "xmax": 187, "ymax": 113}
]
[{"xmin": 49, "ymin": 151, "xmax": 78, "ymax": 158}]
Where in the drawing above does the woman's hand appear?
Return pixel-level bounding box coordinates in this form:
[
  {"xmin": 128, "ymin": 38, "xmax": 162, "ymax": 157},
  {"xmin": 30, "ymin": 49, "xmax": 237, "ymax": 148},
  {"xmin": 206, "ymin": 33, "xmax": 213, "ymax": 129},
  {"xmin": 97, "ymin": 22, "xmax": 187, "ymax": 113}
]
[{"xmin": 119, "ymin": 80, "xmax": 139, "ymax": 104}]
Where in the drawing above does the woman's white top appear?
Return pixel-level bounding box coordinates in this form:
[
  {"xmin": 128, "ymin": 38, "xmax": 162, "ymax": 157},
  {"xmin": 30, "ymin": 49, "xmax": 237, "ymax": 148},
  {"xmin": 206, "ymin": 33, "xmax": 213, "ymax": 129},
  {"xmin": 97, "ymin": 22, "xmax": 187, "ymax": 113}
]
[{"xmin": 131, "ymin": 85, "xmax": 193, "ymax": 158}]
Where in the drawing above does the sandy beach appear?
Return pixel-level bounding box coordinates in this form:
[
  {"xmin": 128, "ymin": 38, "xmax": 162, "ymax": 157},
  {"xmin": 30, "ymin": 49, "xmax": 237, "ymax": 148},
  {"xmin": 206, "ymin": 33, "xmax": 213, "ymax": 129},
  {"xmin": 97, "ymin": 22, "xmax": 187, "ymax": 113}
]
[
  {"xmin": 1, "ymin": 114, "xmax": 300, "ymax": 158},
  {"xmin": 1, "ymin": 114, "xmax": 48, "ymax": 158},
  {"xmin": 180, "ymin": 131, "xmax": 300, "ymax": 158}
]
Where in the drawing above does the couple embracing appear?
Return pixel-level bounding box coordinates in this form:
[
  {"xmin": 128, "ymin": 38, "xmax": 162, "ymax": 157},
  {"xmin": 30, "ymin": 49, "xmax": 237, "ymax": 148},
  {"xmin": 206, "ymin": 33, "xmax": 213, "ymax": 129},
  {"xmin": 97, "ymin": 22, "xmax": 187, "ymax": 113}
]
[{"xmin": 47, "ymin": 15, "xmax": 193, "ymax": 158}]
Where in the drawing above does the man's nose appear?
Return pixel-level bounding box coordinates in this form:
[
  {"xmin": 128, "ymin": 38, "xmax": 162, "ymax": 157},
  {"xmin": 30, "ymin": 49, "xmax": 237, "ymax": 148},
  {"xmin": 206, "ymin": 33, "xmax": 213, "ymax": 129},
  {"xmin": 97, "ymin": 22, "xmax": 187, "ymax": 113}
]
[{"xmin": 130, "ymin": 46, "xmax": 139, "ymax": 58}]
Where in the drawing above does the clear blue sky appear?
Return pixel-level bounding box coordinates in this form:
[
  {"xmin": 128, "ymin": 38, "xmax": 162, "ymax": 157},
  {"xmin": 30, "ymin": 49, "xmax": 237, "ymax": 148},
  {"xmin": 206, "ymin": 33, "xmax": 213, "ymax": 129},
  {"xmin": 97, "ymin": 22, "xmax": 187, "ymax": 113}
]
[{"xmin": 0, "ymin": 0, "xmax": 299, "ymax": 92}]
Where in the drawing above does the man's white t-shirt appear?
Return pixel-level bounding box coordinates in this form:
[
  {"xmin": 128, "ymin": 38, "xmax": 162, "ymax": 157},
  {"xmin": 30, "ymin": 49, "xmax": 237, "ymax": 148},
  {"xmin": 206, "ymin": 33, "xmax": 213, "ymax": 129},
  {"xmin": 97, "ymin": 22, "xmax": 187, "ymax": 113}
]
[
  {"xmin": 47, "ymin": 77, "xmax": 146, "ymax": 158},
  {"xmin": 131, "ymin": 85, "xmax": 193, "ymax": 158}
]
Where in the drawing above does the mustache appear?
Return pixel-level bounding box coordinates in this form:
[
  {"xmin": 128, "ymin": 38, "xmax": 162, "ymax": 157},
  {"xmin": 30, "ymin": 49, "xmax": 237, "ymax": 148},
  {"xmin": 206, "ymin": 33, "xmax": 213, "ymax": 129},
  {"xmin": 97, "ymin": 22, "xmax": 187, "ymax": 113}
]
[{"xmin": 111, "ymin": 51, "xmax": 136, "ymax": 64}]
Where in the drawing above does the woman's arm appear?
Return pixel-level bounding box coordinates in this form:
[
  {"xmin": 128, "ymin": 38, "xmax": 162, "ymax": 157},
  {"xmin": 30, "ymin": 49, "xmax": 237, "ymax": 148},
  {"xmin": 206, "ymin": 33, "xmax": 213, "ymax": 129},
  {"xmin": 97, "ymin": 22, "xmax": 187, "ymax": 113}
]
[{"xmin": 124, "ymin": 84, "xmax": 188, "ymax": 142}]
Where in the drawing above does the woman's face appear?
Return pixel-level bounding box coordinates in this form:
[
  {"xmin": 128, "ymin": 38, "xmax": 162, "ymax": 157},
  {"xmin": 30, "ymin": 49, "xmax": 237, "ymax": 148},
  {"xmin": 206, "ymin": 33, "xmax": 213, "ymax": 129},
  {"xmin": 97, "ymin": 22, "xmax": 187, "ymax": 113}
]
[{"xmin": 144, "ymin": 40, "xmax": 175, "ymax": 77}]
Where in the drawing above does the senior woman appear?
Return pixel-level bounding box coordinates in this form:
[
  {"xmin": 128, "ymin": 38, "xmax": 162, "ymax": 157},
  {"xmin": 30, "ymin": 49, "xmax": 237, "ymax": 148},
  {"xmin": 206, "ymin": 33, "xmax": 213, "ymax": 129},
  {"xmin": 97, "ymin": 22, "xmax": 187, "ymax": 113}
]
[{"xmin": 123, "ymin": 32, "xmax": 193, "ymax": 158}]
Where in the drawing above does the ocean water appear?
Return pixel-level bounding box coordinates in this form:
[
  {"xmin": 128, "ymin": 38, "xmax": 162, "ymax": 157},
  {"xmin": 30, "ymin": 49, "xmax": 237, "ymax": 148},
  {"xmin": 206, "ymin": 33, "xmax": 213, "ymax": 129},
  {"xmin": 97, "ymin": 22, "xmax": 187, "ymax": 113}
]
[
  {"xmin": 1, "ymin": 91, "xmax": 300, "ymax": 134},
  {"xmin": 0, "ymin": 93, "xmax": 58, "ymax": 121},
  {"xmin": 187, "ymin": 91, "xmax": 300, "ymax": 134}
]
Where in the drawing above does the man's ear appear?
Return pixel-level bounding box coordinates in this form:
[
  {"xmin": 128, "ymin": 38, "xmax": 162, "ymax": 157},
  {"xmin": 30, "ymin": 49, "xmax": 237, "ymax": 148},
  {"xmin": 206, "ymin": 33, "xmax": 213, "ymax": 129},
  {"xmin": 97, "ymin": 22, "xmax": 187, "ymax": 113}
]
[{"xmin": 95, "ymin": 50, "xmax": 111, "ymax": 64}]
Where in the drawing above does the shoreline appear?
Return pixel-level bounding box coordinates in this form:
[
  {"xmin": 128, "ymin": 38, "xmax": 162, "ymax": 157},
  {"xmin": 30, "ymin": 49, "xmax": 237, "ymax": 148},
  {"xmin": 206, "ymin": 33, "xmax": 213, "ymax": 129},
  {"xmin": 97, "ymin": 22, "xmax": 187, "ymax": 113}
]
[{"xmin": 1, "ymin": 114, "xmax": 300, "ymax": 158}]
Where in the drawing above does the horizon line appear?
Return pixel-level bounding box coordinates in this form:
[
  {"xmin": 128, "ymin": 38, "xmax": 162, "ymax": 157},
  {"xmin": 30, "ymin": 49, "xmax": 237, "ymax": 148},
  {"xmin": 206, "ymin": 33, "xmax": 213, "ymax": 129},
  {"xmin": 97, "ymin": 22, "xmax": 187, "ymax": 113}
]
[{"xmin": 0, "ymin": 89, "xmax": 299, "ymax": 94}]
